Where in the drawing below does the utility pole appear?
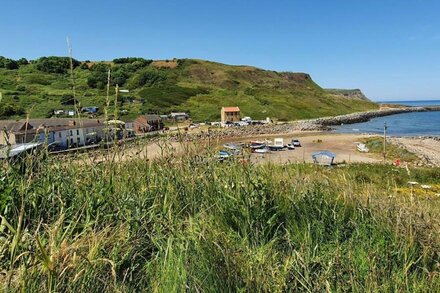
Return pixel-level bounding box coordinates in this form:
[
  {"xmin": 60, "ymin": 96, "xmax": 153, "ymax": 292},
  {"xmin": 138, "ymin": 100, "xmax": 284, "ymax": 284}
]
[{"xmin": 383, "ymin": 122, "xmax": 387, "ymax": 163}]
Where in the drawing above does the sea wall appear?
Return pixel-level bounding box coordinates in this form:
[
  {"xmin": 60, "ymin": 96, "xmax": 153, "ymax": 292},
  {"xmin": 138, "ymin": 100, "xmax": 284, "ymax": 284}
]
[{"xmin": 310, "ymin": 106, "xmax": 440, "ymax": 127}]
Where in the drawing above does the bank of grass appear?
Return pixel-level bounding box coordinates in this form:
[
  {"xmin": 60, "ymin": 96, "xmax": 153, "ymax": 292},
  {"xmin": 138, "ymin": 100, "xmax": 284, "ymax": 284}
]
[
  {"xmin": 0, "ymin": 143, "xmax": 439, "ymax": 292},
  {"xmin": 364, "ymin": 136, "xmax": 419, "ymax": 163}
]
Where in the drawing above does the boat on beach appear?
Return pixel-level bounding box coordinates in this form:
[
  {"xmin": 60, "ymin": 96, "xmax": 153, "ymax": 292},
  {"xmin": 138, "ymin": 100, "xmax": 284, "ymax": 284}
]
[
  {"xmin": 356, "ymin": 143, "xmax": 369, "ymax": 153},
  {"xmin": 267, "ymin": 138, "xmax": 285, "ymax": 151},
  {"xmin": 254, "ymin": 148, "xmax": 270, "ymax": 154}
]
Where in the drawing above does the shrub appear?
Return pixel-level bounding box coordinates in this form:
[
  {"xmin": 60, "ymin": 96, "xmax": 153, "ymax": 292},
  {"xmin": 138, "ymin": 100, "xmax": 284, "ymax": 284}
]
[
  {"xmin": 35, "ymin": 56, "xmax": 80, "ymax": 74},
  {"xmin": 128, "ymin": 68, "xmax": 167, "ymax": 88}
]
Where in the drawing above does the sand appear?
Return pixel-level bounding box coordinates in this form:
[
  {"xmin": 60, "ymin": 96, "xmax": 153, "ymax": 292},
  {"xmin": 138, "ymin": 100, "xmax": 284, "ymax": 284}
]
[
  {"xmin": 224, "ymin": 132, "xmax": 381, "ymax": 164},
  {"xmin": 85, "ymin": 131, "xmax": 439, "ymax": 167},
  {"xmin": 86, "ymin": 132, "xmax": 380, "ymax": 165}
]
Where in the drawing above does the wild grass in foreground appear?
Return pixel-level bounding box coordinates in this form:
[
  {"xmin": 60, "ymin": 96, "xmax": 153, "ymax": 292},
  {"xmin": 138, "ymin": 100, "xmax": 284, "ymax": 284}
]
[{"xmin": 0, "ymin": 144, "xmax": 439, "ymax": 292}]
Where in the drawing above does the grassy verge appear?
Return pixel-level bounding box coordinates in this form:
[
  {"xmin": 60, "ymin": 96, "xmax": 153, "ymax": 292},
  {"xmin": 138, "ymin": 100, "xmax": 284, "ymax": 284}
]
[
  {"xmin": 0, "ymin": 143, "xmax": 439, "ymax": 292},
  {"xmin": 364, "ymin": 136, "xmax": 419, "ymax": 163}
]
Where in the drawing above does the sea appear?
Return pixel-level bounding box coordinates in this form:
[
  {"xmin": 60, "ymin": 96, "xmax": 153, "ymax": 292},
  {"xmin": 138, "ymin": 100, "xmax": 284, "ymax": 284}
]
[{"xmin": 334, "ymin": 100, "xmax": 440, "ymax": 137}]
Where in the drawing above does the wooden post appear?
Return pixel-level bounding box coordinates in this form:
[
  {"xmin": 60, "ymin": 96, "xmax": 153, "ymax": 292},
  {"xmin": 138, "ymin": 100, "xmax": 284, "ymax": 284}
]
[{"xmin": 114, "ymin": 84, "xmax": 119, "ymax": 120}]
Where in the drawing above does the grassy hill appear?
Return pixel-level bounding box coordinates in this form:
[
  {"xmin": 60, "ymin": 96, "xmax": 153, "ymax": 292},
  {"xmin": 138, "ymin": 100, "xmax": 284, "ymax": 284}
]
[{"xmin": 0, "ymin": 57, "xmax": 378, "ymax": 121}]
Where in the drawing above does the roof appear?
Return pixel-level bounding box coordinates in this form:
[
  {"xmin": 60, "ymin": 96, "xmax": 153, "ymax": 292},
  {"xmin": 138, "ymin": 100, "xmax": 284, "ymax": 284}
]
[
  {"xmin": 0, "ymin": 142, "xmax": 43, "ymax": 159},
  {"xmin": 0, "ymin": 118, "xmax": 103, "ymax": 135},
  {"xmin": 312, "ymin": 151, "xmax": 336, "ymax": 158},
  {"xmin": 170, "ymin": 112, "xmax": 188, "ymax": 116},
  {"xmin": 144, "ymin": 114, "xmax": 161, "ymax": 121},
  {"xmin": 222, "ymin": 107, "xmax": 240, "ymax": 112}
]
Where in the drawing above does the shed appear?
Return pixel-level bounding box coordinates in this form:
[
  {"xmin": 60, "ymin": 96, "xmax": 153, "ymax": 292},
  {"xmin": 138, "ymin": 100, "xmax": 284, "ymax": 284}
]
[{"xmin": 312, "ymin": 151, "xmax": 336, "ymax": 166}]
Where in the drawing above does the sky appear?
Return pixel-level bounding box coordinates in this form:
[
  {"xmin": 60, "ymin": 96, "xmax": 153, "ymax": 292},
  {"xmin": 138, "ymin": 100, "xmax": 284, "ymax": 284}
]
[{"xmin": 1, "ymin": 0, "xmax": 440, "ymax": 101}]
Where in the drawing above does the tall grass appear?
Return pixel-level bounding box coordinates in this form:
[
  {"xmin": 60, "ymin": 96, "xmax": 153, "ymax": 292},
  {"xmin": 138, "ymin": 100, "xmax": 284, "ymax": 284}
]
[{"xmin": 0, "ymin": 143, "xmax": 439, "ymax": 292}]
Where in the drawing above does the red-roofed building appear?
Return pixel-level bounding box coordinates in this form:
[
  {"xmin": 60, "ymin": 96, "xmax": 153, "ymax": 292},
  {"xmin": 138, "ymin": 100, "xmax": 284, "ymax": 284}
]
[{"xmin": 221, "ymin": 107, "xmax": 241, "ymax": 123}]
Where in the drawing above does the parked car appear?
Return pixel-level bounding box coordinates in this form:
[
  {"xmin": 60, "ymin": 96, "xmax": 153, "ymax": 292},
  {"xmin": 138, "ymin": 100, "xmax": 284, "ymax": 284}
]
[{"xmin": 292, "ymin": 139, "xmax": 301, "ymax": 147}]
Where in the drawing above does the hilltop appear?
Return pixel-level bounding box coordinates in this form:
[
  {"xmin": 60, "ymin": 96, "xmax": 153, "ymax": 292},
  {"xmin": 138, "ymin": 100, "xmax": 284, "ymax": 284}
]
[{"xmin": 0, "ymin": 56, "xmax": 378, "ymax": 121}]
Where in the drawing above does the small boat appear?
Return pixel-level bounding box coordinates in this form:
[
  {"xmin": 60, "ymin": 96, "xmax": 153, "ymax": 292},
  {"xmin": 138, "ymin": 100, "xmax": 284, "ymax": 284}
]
[
  {"xmin": 254, "ymin": 148, "xmax": 270, "ymax": 154},
  {"xmin": 267, "ymin": 145, "xmax": 284, "ymax": 151},
  {"xmin": 249, "ymin": 141, "xmax": 266, "ymax": 149},
  {"xmin": 356, "ymin": 143, "xmax": 369, "ymax": 153},
  {"xmin": 217, "ymin": 150, "xmax": 232, "ymax": 159},
  {"xmin": 286, "ymin": 144, "xmax": 295, "ymax": 150},
  {"xmin": 267, "ymin": 138, "xmax": 285, "ymax": 151},
  {"xmin": 223, "ymin": 143, "xmax": 241, "ymax": 150}
]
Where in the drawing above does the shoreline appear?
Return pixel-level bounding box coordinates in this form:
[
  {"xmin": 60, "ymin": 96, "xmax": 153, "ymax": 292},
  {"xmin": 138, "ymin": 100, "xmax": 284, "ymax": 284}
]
[{"xmin": 166, "ymin": 106, "xmax": 440, "ymax": 142}]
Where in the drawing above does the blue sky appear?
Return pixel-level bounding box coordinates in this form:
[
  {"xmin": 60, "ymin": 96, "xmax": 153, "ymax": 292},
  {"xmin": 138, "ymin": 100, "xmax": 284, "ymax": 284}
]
[{"xmin": 1, "ymin": 0, "xmax": 440, "ymax": 101}]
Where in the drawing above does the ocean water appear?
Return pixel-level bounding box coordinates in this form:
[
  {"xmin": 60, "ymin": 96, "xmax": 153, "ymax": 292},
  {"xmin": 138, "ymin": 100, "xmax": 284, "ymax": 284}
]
[
  {"xmin": 334, "ymin": 105, "xmax": 440, "ymax": 137},
  {"xmin": 379, "ymin": 100, "xmax": 440, "ymax": 107}
]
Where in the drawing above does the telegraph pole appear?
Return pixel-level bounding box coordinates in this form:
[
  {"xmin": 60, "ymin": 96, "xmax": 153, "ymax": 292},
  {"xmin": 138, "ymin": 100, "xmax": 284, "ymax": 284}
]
[{"xmin": 383, "ymin": 122, "xmax": 387, "ymax": 163}]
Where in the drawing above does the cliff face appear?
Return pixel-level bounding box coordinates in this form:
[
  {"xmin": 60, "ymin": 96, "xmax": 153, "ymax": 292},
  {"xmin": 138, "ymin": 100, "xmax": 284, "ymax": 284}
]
[{"xmin": 325, "ymin": 89, "xmax": 371, "ymax": 102}]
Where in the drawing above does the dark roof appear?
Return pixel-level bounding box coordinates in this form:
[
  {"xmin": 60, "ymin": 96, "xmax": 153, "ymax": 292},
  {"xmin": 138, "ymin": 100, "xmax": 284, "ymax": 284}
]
[
  {"xmin": 144, "ymin": 114, "xmax": 161, "ymax": 121},
  {"xmin": 0, "ymin": 118, "xmax": 103, "ymax": 134}
]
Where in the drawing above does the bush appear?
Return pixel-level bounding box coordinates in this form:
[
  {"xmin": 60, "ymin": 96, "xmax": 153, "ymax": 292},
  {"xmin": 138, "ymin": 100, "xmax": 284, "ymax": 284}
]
[
  {"xmin": 60, "ymin": 94, "xmax": 76, "ymax": 105},
  {"xmin": 113, "ymin": 57, "xmax": 153, "ymax": 66},
  {"xmin": 128, "ymin": 68, "xmax": 167, "ymax": 88},
  {"xmin": 35, "ymin": 56, "xmax": 80, "ymax": 74},
  {"xmin": 0, "ymin": 102, "xmax": 25, "ymax": 118},
  {"xmin": 17, "ymin": 58, "xmax": 29, "ymax": 66},
  {"xmin": 16, "ymin": 85, "xmax": 26, "ymax": 92},
  {"xmin": 0, "ymin": 56, "xmax": 19, "ymax": 69}
]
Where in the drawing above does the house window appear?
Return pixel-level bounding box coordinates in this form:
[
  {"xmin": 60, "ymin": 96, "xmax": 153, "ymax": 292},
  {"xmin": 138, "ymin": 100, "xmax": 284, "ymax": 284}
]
[
  {"xmin": 77, "ymin": 129, "xmax": 80, "ymax": 135},
  {"xmin": 59, "ymin": 132, "xmax": 62, "ymax": 138},
  {"xmin": 70, "ymin": 130, "xmax": 73, "ymax": 136}
]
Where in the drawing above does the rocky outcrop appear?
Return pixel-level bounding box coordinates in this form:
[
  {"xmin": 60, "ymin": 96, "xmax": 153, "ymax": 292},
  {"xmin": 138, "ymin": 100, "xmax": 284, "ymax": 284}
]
[{"xmin": 326, "ymin": 89, "xmax": 371, "ymax": 101}]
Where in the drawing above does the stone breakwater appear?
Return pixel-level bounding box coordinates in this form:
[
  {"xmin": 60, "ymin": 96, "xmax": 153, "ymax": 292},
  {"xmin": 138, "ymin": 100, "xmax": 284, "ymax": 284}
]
[
  {"xmin": 159, "ymin": 106, "xmax": 440, "ymax": 142},
  {"xmin": 310, "ymin": 106, "xmax": 440, "ymax": 127}
]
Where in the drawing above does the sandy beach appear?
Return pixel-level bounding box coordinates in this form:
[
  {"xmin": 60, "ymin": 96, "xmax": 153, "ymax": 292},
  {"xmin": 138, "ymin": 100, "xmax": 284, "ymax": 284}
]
[
  {"xmin": 221, "ymin": 132, "xmax": 380, "ymax": 164},
  {"xmin": 85, "ymin": 131, "xmax": 440, "ymax": 166},
  {"xmin": 389, "ymin": 137, "xmax": 440, "ymax": 166},
  {"xmin": 85, "ymin": 132, "xmax": 382, "ymax": 165}
]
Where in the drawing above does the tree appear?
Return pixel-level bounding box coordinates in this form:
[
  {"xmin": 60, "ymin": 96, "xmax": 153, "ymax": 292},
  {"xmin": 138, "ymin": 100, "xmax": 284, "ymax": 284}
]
[
  {"xmin": 35, "ymin": 56, "xmax": 80, "ymax": 74},
  {"xmin": 87, "ymin": 64, "xmax": 109, "ymax": 89},
  {"xmin": 127, "ymin": 68, "xmax": 167, "ymax": 89},
  {"xmin": 0, "ymin": 56, "xmax": 19, "ymax": 69},
  {"xmin": 17, "ymin": 58, "xmax": 29, "ymax": 66}
]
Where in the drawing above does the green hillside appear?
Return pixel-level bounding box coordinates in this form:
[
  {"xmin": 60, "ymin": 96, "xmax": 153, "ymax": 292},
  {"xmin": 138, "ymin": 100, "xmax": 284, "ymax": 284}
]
[{"xmin": 0, "ymin": 56, "xmax": 378, "ymax": 121}]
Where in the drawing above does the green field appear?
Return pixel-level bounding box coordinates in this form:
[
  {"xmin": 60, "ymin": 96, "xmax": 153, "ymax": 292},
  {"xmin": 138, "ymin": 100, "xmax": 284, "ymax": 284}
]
[
  {"xmin": 0, "ymin": 142, "xmax": 439, "ymax": 291},
  {"xmin": 0, "ymin": 57, "xmax": 378, "ymax": 122}
]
